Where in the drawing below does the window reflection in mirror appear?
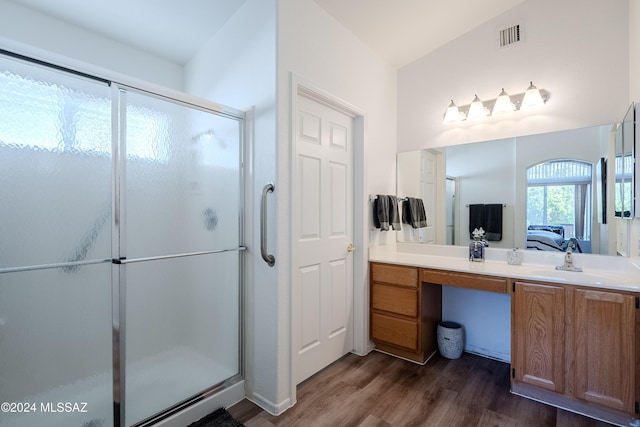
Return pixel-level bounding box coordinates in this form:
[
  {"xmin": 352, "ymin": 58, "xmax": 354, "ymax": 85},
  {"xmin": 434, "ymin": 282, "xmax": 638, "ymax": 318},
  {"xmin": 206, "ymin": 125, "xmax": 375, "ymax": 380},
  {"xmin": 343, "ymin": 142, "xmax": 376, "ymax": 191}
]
[{"xmin": 526, "ymin": 160, "xmax": 593, "ymax": 253}]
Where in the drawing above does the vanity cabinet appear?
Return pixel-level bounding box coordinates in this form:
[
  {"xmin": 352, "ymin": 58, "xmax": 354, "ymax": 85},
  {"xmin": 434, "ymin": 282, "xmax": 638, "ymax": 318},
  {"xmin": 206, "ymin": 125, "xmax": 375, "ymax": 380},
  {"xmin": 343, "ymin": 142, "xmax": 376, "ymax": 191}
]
[
  {"xmin": 368, "ymin": 255, "xmax": 640, "ymax": 425},
  {"xmin": 369, "ymin": 262, "xmax": 441, "ymax": 363},
  {"xmin": 512, "ymin": 281, "xmax": 639, "ymax": 421}
]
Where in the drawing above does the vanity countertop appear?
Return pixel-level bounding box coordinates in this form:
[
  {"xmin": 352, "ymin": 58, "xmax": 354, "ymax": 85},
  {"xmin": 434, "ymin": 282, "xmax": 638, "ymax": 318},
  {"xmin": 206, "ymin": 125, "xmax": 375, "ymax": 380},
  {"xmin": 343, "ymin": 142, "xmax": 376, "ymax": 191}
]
[{"xmin": 369, "ymin": 243, "xmax": 640, "ymax": 292}]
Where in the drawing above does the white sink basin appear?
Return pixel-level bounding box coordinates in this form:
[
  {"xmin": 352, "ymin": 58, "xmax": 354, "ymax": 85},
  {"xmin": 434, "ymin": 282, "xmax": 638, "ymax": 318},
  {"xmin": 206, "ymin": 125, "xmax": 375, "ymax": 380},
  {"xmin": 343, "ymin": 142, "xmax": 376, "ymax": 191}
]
[{"xmin": 527, "ymin": 269, "xmax": 607, "ymax": 284}]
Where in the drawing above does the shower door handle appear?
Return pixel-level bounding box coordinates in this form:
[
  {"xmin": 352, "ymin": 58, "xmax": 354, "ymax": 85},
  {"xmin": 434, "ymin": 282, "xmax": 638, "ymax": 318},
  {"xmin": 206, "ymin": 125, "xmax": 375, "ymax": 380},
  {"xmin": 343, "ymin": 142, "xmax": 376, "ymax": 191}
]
[{"xmin": 261, "ymin": 182, "xmax": 276, "ymax": 267}]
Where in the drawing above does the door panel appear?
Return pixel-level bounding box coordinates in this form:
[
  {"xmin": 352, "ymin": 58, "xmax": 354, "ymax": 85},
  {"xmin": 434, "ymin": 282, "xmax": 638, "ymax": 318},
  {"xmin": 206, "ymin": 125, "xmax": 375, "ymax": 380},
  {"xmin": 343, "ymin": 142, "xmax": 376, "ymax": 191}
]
[
  {"xmin": 0, "ymin": 55, "xmax": 112, "ymax": 270},
  {"xmin": 124, "ymin": 252, "xmax": 240, "ymax": 426},
  {"xmin": 119, "ymin": 88, "xmax": 244, "ymax": 425},
  {"xmin": 0, "ymin": 264, "xmax": 113, "ymax": 427},
  {"xmin": 299, "ymin": 264, "xmax": 321, "ymax": 353},
  {"xmin": 330, "ymin": 161, "xmax": 347, "ymax": 235},
  {"xmin": 123, "ymin": 89, "xmax": 242, "ymax": 259},
  {"xmin": 294, "ymin": 94, "xmax": 354, "ymax": 384},
  {"xmin": 299, "ymin": 155, "xmax": 321, "ymax": 239},
  {"xmin": 513, "ymin": 282, "xmax": 565, "ymax": 393},
  {"xmin": 574, "ymin": 289, "xmax": 635, "ymax": 412},
  {"xmin": 0, "ymin": 54, "xmax": 114, "ymax": 427},
  {"xmin": 329, "ymin": 258, "xmax": 348, "ymax": 336}
]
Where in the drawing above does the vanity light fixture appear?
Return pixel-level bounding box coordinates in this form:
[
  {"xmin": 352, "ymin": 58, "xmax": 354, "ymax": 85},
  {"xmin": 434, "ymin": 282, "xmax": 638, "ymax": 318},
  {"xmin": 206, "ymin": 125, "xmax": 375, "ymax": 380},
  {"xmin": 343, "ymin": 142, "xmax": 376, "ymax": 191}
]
[{"xmin": 443, "ymin": 81, "xmax": 548, "ymax": 124}]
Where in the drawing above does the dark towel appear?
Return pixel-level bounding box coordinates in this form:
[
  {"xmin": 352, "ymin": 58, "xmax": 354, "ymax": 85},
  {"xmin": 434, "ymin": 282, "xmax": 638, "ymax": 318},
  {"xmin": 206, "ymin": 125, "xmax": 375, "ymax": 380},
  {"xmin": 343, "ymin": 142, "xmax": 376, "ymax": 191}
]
[
  {"xmin": 373, "ymin": 195, "xmax": 390, "ymax": 231},
  {"xmin": 388, "ymin": 195, "xmax": 401, "ymax": 230},
  {"xmin": 373, "ymin": 195, "xmax": 401, "ymax": 231},
  {"xmin": 468, "ymin": 204, "xmax": 485, "ymax": 239},
  {"xmin": 402, "ymin": 197, "xmax": 428, "ymax": 228},
  {"xmin": 484, "ymin": 204, "xmax": 503, "ymax": 241}
]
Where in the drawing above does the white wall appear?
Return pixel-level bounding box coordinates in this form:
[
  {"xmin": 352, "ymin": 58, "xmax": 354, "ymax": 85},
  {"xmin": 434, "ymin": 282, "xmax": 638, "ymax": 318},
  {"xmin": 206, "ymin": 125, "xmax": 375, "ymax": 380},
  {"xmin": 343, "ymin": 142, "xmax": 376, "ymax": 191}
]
[
  {"xmin": 631, "ymin": 0, "xmax": 640, "ymax": 102},
  {"xmin": 277, "ymin": 0, "xmax": 397, "ymax": 413},
  {"xmin": 397, "ymin": 0, "xmax": 629, "ymax": 151},
  {"xmin": 442, "ymin": 288, "xmax": 511, "ymax": 361},
  {"xmin": 184, "ymin": 0, "xmax": 279, "ymax": 413},
  {"xmin": 0, "ymin": 0, "xmax": 183, "ymax": 90}
]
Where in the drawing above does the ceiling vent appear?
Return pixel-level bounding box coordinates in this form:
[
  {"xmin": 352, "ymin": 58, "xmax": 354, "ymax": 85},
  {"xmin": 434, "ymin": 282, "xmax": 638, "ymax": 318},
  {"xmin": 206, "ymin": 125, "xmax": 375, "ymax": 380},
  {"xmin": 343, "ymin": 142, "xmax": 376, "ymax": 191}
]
[{"xmin": 498, "ymin": 24, "xmax": 522, "ymax": 47}]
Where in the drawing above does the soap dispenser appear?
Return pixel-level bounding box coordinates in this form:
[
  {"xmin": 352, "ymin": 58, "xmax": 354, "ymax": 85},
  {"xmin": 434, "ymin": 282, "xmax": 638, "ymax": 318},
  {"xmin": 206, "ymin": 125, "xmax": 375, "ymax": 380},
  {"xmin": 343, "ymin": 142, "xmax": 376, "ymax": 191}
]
[{"xmin": 469, "ymin": 227, "xmax": 487, "ymax": 262}]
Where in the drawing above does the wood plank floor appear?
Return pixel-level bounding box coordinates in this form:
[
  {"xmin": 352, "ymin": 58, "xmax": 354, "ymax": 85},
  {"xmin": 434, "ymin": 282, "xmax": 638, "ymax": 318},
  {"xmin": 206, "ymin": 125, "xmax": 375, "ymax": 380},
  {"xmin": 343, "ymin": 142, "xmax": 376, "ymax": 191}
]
[{"xmin": 228, "ymin": 351, "xmax": 614, "ymax": 427}]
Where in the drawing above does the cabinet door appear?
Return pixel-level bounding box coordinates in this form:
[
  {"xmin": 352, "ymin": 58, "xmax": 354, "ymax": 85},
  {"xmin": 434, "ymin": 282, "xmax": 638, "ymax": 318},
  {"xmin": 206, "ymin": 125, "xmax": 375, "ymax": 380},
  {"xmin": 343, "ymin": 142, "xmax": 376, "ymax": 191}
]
[
  {"xmin": 513, "ymin": 282, "xmax": 565, "ymax": 392},
  {"xmin": 574, "ymin": 289, "xmax": 635, "ymax": 413}
]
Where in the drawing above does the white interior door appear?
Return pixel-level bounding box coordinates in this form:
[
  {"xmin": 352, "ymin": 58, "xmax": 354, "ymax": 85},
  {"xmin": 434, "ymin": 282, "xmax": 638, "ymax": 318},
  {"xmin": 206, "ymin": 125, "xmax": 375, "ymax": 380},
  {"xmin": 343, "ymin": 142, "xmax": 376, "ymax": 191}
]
[
  {"xmin": 293, "ymin": 93, "xmax": 354, "ymax": 384},
  {"xmin": 421, "ymin": 150, "xmax": 437, "ymax": 243}
]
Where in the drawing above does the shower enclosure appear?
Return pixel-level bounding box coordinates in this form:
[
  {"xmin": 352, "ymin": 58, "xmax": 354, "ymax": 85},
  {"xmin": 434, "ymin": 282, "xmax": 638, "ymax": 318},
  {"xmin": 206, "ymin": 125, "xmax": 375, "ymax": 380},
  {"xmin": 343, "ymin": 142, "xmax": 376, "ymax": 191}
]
[{"xmin": 0, "ymin": 52, "xmax": 245, "ymax": 427}]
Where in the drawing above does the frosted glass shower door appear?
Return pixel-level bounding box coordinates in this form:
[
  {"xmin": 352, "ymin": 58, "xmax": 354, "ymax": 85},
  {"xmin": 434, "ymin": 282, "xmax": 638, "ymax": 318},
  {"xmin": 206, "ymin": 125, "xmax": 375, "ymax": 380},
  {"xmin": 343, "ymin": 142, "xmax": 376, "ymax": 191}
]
[
  {"xmin": 0, "ymin": 55, "xmax": 113, "ymax": 427},
  {"xmin": 117, "ymin": 88, "xmax": 243, "ymax": 426}
]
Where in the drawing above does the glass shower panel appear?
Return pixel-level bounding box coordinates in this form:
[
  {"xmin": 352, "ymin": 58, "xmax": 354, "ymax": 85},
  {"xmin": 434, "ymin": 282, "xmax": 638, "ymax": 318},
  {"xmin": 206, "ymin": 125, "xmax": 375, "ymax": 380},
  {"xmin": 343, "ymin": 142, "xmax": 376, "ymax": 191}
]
[
  {"xmin": 121, "ymin": 88, "xmax": 243, "ymax": 425},
  {"xmin": 0, "ymin": 55, "xmax": 112, "ymax": 269},
  {"xmin": 0, "ymin": 263, "xmax": 113, "ymax": 427},
  {"xmin": 124, "ymin": 251, "xmax": 241, "ymax": 426},
  {"xmin": 123, "ymin": 90, "xmax": 242, "ymax": 259}
]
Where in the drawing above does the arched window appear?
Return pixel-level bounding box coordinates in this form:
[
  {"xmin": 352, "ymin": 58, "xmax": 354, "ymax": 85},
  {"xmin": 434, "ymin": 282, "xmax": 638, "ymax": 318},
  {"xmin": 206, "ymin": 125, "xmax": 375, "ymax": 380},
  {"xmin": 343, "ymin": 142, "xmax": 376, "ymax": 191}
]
[{"xmin": 526, "ymin": 159, "xmax": 593, "ymax": 249}]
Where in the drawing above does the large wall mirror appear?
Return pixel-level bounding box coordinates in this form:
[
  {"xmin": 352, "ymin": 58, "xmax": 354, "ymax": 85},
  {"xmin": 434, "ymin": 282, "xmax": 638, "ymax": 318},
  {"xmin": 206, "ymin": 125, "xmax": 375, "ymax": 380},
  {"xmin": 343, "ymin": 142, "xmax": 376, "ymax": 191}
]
[
  {"xmin": 616, "ymin": 103, "xmax": 635, "ymax": 220},
  {"xmin": 397, "ymin": 124, "xmax": 624, "ymax": 255}
]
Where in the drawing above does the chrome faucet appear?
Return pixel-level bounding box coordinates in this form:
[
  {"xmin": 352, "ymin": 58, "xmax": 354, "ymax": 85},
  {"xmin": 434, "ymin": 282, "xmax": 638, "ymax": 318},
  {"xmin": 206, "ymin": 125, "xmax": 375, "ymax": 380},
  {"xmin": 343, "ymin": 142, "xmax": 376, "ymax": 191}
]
[{"xmin": 556, "ymin": 242, "xmax": 583, "ymax": 272}]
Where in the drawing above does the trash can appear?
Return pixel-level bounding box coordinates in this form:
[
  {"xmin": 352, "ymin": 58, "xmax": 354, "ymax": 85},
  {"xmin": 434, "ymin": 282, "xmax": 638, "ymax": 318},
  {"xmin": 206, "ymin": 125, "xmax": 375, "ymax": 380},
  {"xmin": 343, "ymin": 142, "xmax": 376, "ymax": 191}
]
[{"xmin": 437, "ymin": 321, "xmax": 464, "ymax": 359}]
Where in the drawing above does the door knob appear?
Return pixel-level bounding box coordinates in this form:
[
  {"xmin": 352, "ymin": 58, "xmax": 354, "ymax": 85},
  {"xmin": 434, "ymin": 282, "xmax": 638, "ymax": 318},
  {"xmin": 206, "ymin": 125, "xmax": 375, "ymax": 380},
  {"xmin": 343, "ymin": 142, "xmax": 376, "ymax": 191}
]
[{"xmin": 347, "ymin": 243, "xmax": 356, "ymax": 252}]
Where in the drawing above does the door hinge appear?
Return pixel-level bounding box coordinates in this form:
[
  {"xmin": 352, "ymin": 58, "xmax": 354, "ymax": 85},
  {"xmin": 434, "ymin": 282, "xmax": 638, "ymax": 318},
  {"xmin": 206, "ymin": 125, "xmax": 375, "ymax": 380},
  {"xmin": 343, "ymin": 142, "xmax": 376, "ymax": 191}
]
[
  {"xmin": 636, "ymin": 296, "xmax": 639, "ymax": 309},
  {"xmin": 511, "ymin": 368, "xmax": 515, "ymax": 379},
  {"xmin": 635, "ymin": 400, "xmax": 639, "ymax": 414},
  {"xmin": 512, "ymin": 283, "xmax": 515, "ymax": 293}
]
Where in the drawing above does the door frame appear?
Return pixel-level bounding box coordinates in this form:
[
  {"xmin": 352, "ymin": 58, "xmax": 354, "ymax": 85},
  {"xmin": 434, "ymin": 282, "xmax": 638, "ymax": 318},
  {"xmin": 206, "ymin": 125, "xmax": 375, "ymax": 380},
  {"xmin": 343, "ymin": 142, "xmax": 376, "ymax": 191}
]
[{"xmin": 288, "ymin": 74, "xmax": 368, "ymax": 403}]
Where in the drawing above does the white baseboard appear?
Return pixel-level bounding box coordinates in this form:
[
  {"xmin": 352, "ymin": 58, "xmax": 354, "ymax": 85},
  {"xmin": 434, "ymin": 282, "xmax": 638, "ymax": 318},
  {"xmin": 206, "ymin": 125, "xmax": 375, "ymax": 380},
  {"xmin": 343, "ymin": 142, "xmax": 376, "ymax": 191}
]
[{"xmin": 246, "ymin": 391, "xmax": 293, "ymax": 416}]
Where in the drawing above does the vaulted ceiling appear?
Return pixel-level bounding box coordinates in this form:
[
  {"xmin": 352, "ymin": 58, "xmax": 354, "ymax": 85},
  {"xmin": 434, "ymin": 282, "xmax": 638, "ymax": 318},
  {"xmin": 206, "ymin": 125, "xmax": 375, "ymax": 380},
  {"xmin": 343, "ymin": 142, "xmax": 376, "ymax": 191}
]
[
  {"xmin": 6, "ymin": 0, "xmax": 524, "ymax": 68},
  {"xmin": 312, "ymin": 0, "xmax": 524, "ymax": 67}
]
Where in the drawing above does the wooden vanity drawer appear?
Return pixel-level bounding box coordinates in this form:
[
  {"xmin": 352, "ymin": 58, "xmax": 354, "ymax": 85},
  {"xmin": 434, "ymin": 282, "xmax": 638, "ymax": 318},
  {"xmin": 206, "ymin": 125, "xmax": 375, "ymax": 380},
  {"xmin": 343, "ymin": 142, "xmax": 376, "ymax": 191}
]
[
  {"xmin": 371, "ymin": 312, "xmax": 418, "ymax": 350},
  {"xmin": 422, "ymin": 269, "xmax": 507, "ymax": 293},
  {"xmin": 371, "ymin": 263, "xmax": 418, "ymax": 287},
  {"xmin": 371, "ymin": 283, "xmax": 418, "ymax": 316}
]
